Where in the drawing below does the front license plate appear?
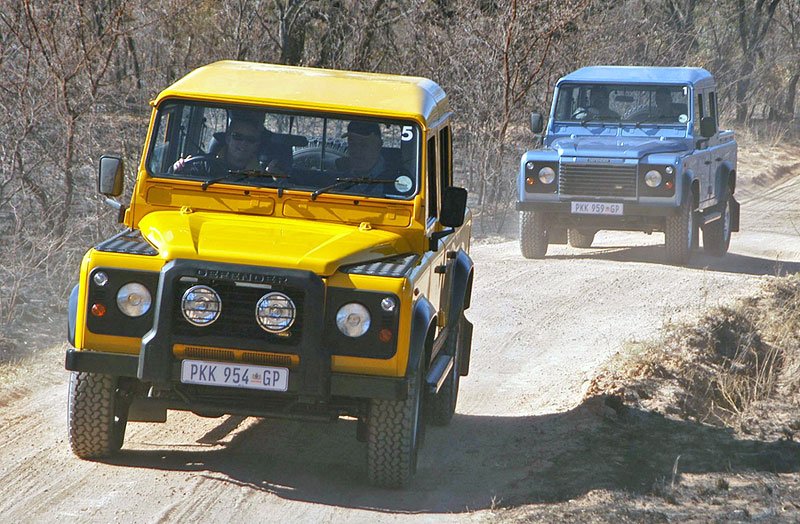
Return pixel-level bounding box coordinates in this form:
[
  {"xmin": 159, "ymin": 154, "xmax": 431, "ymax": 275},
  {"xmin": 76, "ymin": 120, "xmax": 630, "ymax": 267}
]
[
  {"xmin": 180, "ymin": 359, "xmax": 289, "ymax": 392},
  {"xmin": 571, "ymin": 201, "xmax": 624, "ymax": 215}
]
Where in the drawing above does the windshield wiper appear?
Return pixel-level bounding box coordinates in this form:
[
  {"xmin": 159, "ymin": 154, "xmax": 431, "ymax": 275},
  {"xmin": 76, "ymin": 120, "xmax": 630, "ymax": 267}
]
[
  {"xmin": 634, "ymin": 117, "xmax": 661, "ymax": 127},
  {"xmin": 310, "ymin": 177, "xmax": 394, "ymax": 200},
  {"xmin": 201, "ymin": 169, "xmax": 289, "ymax": 191}
]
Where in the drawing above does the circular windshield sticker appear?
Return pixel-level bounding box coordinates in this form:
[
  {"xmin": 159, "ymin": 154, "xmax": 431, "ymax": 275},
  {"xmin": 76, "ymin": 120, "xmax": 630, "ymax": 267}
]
[
  {"xmin": 394, "ymin": 175, "xmax": 413, "ymax": 193},
  {"xmin": 678, "ymin": 114, "xmax": 689, "ymax": 124}
]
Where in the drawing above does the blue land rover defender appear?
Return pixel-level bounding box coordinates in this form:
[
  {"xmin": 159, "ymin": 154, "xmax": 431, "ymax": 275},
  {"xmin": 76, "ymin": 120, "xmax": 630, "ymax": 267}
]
[{"xmin": 518, "ymin": 66, "xmax": 739, "ymax": 264}]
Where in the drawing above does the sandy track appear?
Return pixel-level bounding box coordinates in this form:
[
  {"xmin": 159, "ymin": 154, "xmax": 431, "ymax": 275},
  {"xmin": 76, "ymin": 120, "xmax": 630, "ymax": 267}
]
[{"xmin": 1, "ymin": 176, "xmax": 799, "ymax": 522}]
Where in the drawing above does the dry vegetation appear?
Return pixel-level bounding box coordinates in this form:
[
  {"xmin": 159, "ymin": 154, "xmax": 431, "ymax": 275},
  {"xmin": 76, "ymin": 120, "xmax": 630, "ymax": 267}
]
[
  {"xmin": 588, "ymin": 275, "xmax": 800, "ymax": 428},
  {"xmin": 499, "ymin": 275, "xmax": 800, "ymax": 522}
]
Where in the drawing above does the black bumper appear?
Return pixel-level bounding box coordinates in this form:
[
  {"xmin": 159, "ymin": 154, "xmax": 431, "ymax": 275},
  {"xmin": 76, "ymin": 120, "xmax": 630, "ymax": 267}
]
[
  {"xmin": 65, "ymin": 348, "xmax": 409, "ymax": 401},
  {"xmin": 516, "ymin": 200, "xmax": 679, "ymax": 230}
]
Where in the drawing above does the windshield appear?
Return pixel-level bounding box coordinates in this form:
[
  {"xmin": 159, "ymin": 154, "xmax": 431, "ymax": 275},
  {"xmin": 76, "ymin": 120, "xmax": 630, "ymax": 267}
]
[
  {"xmin": 554, "ymin": 84, "xmax": 690, "ymax": 125},
  {"xmin": 146, "ymin": 101, "xmax": 421, "ymax": 200}
]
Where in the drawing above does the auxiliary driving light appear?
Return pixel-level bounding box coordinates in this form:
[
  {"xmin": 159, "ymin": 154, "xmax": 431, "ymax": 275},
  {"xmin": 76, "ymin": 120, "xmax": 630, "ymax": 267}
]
[
  {"xmin": 255, "ymin": 292, "xmax": 296, "ymax": 333},
  {"xmin": 181, "ymin": 285, "xmax": 221, "ymax": 326}
]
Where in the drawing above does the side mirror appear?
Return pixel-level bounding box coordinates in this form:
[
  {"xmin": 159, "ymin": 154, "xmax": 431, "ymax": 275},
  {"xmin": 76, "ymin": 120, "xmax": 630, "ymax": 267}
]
[
  {"xmin": 700, "ymin": 117, "xmax": 716, "ymax": 139},
  {"xmin": 440, "ymin": 186, "xmax": 468, "ymax": 228},
  {"xmin": 98, "ymin": 155, "xmax": 124, "ymax": 197},
  {"xmin": 530, "ymin": 112, "xmax": 544, "ymax": 134}
]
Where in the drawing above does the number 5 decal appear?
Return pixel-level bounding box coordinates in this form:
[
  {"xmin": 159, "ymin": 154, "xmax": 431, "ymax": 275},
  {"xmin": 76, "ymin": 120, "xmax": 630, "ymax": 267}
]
[{"xmin": 401, "ymin": 125, "xmax": 414, "ymax": 141}]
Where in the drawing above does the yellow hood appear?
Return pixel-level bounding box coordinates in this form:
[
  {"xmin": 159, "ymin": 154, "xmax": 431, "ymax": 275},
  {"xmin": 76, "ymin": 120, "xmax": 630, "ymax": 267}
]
[{"xmin": 137, "ymin": 210, "xmax": 412, "ymax": 276}]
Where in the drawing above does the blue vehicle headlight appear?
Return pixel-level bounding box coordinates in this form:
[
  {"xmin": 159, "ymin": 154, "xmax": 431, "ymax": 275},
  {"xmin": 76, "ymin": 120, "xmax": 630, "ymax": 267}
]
[
  {"xmin": 538, "ymin": 166, "xmax": 556, "ymax": 184},
  {"xmin": 645, "ymin": 169, "xmax": 663, "ymax": 188}
]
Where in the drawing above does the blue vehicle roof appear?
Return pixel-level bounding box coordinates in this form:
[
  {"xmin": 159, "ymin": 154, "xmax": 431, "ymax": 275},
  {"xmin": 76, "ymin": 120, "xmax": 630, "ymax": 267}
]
[{"xmin": 558, "ymin": 66, "xmax": 714, "ymax": 88}]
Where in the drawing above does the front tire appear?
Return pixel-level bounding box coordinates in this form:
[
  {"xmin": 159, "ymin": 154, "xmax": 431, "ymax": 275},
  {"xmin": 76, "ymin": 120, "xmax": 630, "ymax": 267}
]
[
  {"xmin": 520, "ymin": 211, "xmax": 548, "ymax": 259},
  {"xmin": 68, "ymin": 371, "xmax": 128, "ymax": 459},
  {"xmin": 367, "ymin": 357, "xmax": 425, "ymax": 488},
  {"xmin": 568, "ymin": 228, "xmax": 595, "ymax": 248},
  {"xmin": 665, "ymin": 194, "xmax": 696, "ymax": 265},
  {"xmin": 703, "ymin": 188, "xmax": 733, "ymax": 256}
]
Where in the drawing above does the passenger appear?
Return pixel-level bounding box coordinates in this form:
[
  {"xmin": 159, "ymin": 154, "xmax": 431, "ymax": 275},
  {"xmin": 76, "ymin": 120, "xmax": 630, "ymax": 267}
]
[
  {"xmin": 173, "ymin": 115, "xmax": 262, "ymax": 173},
  {"xmin": 339, "ymin": 121, "xmax": 386, "ymax": 177}
]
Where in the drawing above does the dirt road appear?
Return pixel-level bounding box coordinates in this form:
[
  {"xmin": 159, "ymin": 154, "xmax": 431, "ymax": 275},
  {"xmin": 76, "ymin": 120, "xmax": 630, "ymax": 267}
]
[{"xmin": 2, "ymin": 175, "xmax": 799, "ymax": 522}]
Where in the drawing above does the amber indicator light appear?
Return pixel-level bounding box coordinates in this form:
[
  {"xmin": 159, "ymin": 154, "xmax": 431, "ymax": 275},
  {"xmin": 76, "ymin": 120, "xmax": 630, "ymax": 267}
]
[{"xmin": 91, "ymin": 303, "xmax": 107, "ymax": 317}]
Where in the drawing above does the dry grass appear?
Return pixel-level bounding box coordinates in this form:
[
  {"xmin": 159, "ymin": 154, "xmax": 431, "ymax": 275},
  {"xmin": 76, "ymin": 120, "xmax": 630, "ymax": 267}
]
[{"xmin": 587, "ymin": 274, "xmax": 800, "ymax": 429}]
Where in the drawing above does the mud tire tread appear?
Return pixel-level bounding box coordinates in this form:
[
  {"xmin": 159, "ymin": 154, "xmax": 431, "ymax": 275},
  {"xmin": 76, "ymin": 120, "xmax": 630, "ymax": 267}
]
[
  {"xmin": 520, "ymin": 211, "xmax": 548, "ymax": 259},
  {"xmin": 68, "ymin": 371, "xmax": 125, "ymax": 459},
  {"xmin": 703, "ymin": 189, "xmax": 732, "ymax": 257},
  {"xmin": 367, "ymin": 361, "xmax": 423, "ymax": 488},
  {"xmin": 665, "ymin": 196, "xmax": 694, "ymax": 265},
  {"xmin": 567, "ymin": 229, "xmax": 595, "ymax": 248}
]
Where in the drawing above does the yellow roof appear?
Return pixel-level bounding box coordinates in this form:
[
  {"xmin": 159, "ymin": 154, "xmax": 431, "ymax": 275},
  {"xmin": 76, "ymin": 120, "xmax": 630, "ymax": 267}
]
[{"xmin": 154, "ymin": 60, "xmax": 448, "ymax": 123}]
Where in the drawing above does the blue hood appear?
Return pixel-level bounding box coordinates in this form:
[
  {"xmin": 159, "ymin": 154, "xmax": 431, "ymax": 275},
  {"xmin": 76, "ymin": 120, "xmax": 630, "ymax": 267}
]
[{"xmin": 551, "ymin": 136, "xmax": 689, "ymax": 159}]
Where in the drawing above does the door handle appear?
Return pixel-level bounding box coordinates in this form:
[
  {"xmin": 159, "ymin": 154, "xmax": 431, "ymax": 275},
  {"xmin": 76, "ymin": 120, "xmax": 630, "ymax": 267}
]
[
  {"xmin": 704, "ymin": 160, "xmax": 712, "ymax": 165},
  {"xmin": 715, "ymin": 157, "xmax": 722, "ymax": 162},
  {"xmin": 434, "ymin": 264, "xmax": 447, "ymax": 274}
]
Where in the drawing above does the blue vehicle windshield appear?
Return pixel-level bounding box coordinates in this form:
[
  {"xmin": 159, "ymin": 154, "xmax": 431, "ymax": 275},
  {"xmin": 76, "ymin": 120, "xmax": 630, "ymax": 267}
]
[{"xmin": 554, "ymin": 84, "xmax": 690, "ymax": 125}]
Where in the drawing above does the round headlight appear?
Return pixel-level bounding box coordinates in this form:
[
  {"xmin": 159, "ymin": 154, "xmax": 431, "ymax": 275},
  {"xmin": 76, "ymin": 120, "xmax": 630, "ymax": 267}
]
[
  {"xmin": 538, "ymin": 166, "xmax": 556, "ymax": 184},
  {"xmin": 256, "ymin": 292, "xmax": 296, "ymax": 333},
  {"xmin": 181, "ymin": 285, "xmax": 221, "ymax": 326},
  {"xmin": 645, "ymin": 169, "xmax": 663, "ymax": 188},
  {"xmin": 336, "ymin": 303, "xmax": 371, "ymax": 338},
  {"xmin": 116, "ymin": 282, "xmax": 152, "ymax": 317}
]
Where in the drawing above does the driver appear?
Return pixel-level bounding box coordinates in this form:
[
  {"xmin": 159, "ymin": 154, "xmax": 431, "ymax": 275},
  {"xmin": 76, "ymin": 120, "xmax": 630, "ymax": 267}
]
[
  {"xmin": 173, "ymin": 116, "xmax": 262, "ymax": 173},
  {"xmin": 587, "ymin": 87, "xmax": 620, "ymax": 119}
]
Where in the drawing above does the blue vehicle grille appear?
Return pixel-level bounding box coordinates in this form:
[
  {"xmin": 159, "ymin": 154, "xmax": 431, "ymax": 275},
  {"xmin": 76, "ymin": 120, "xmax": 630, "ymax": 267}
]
[{"xmin": 559, "ymin": 163, "xmax": 638, "ymax": 199}]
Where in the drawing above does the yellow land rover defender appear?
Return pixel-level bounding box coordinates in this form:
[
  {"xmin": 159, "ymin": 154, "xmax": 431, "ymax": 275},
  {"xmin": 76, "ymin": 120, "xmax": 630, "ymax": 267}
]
[{"xmin": 65, "ymin": 61, "xmax": 473, "ymax": 487}]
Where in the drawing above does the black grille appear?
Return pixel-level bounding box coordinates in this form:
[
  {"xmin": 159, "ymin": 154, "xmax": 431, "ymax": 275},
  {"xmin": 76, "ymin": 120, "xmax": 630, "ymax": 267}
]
[
  {"xmin": 559, "ymin": 163, "xmax": 637, "ymax": 198},
  {"xmin": 172, "ymin": 279, "xmax": 304, "ymax": 346}
]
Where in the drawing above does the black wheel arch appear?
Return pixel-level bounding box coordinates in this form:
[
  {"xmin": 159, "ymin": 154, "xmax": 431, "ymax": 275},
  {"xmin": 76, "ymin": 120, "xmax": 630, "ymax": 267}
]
[
  {"xmin": 406, "ymin": 296, "xmax": 436, "ymax": 377},
  {"xmin": 67, "ymin": 284, "xmax": 79, "ymax": 347},
  {"xmin": 448, "ymin": 249, "xmax": 474, "ymax": 327}
]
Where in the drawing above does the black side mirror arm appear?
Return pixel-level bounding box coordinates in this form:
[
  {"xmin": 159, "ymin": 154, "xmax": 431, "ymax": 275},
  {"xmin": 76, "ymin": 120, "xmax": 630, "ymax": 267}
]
[{"xmin": 428, "ymin": 228, "xmax": 455, "ymax": 252}]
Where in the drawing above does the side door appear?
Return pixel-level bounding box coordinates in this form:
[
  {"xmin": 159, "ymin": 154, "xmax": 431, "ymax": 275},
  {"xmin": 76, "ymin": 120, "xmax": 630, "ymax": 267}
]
[
  {"xmin": 435, "ymin": 125, "xmax": 455, "ymax": 333},
  {"xmin": 424, "ymin": 129, "xmax": 447, "ymax": 339},
  {"xmin": 705, "ymin": 90, "xmax": 731, "ymax": 207},
  {"xmin": 695, "ymin": 89, "xmax": 715, "ymax": 206}
]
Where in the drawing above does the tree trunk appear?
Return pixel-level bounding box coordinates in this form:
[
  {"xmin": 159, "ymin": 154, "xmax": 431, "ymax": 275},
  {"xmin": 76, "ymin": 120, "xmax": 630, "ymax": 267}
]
[{"xmin": 785, "ymin": 70, "xmax": 799, "ymax": 120}]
